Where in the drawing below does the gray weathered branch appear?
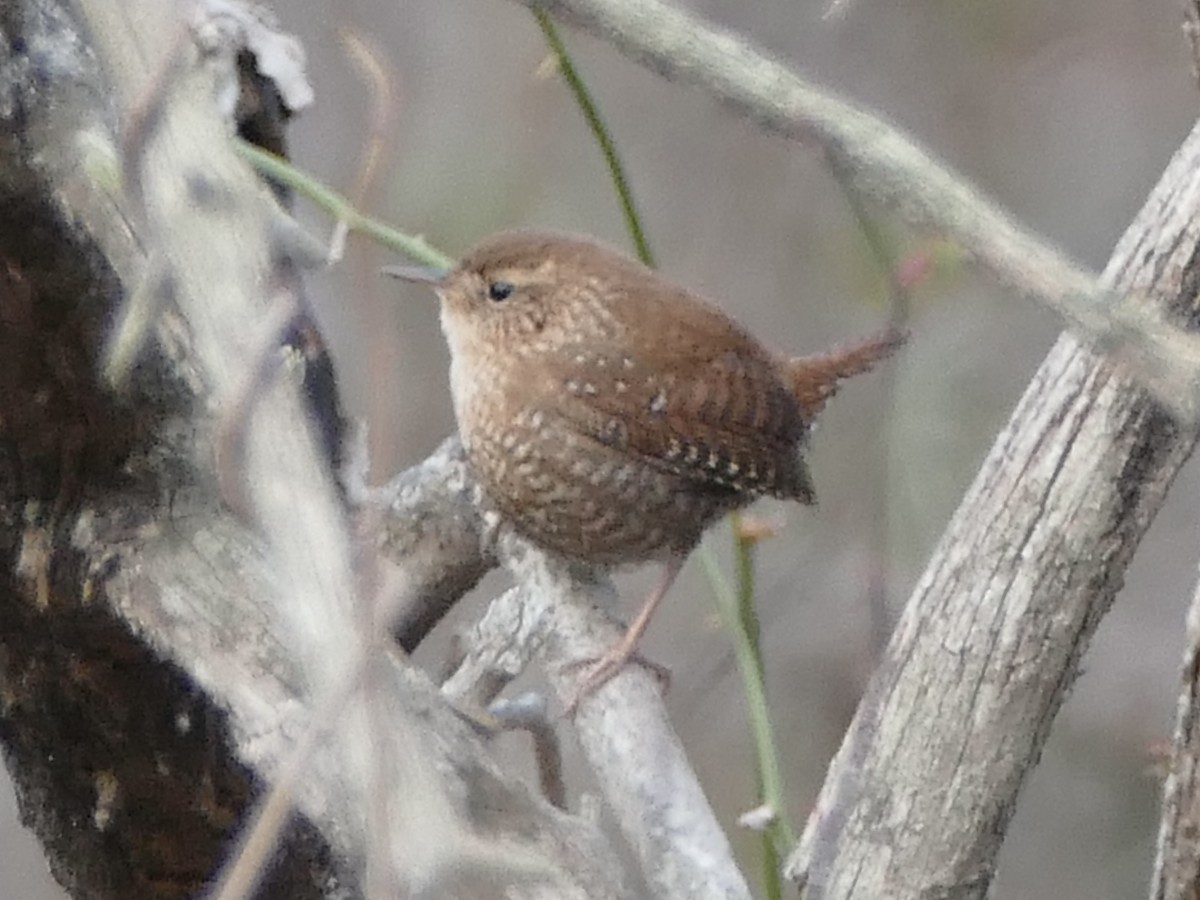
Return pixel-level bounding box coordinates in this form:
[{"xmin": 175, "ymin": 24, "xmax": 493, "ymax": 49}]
[
  {"xmin": 439, "ymin": 535, "xmax": 754, "ymax": 900},
  {"xmin": 362, "ymin": 449, "xmax": 754, "ymax": 900},
  {"xmin": 785, "ymin": 116, "xmax": 1200, "ymax": 900}
]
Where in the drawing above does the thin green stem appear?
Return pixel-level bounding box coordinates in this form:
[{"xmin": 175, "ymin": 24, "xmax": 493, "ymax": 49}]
[
  {"xmin": 533, "ymin": 10, "xmax": 655, "ymax": 267},
  {"xmin": 729, "ymin": 516, "xmax": 781, "ymax": 898},
  {"xmin": 700, "ymin": 543, "xmax": 797, "ymax": 852},
  {"xmin": 731, "ymin": 515, "xmax": 763, "ymax": 680},
  {"xmin": 235, "ymin": 139, "xmax": 454, "ymax": 271}
]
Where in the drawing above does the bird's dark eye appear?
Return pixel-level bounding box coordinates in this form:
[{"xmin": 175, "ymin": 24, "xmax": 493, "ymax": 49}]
[{"xmin": 487, "ymin": 280, "xmax": 514, "ymax": 302}]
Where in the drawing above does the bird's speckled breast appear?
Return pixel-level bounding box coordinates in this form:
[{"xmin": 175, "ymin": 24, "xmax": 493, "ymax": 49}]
[{"xmin": 461, "ymin": 398, "xmax": 743, "ymax": 566}]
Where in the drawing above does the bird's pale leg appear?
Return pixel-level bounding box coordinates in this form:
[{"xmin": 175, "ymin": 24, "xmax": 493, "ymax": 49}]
[{"xmin": 564, "ymin": 554, "xmax": 686, "ymax": 715}]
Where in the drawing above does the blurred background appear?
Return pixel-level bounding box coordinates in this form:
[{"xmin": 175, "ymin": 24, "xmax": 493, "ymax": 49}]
[{"xmin": 6, "ymin": 1, "xmax": 1199, "ymax": 897}]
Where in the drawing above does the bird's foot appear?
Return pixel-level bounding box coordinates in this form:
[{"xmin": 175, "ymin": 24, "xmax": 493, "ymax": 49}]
[{"xmin": 562, "ymin": 646, "xmax": 671, "ymax": 717}]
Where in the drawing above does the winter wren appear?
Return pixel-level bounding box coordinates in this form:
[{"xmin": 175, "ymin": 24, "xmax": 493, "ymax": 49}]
[{"xmin": 387, "ymin": 230, "xmax": 904, "ymax": 709}]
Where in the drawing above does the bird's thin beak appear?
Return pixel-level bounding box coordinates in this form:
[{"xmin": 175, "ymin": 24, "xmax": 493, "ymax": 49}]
[{"xmin": 381, "ymin": 265, "xmax": 448, "ymax": 286}]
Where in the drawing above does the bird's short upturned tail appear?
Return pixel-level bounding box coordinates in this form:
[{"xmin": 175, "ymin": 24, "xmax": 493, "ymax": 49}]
[{"xmin": 786, "ymin": 326, "xmax": 908, "ymax": 421}]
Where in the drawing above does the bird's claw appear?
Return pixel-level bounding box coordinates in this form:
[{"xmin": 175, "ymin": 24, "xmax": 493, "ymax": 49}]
[{"xmin": 561, "ymin": 648, "xmax": 671, "ymax": 717}]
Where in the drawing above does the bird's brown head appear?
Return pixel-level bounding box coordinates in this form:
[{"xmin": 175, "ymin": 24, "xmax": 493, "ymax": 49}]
[{"xmin": 386, "ymin": 230, "xmax": 646, "ymax": 356}]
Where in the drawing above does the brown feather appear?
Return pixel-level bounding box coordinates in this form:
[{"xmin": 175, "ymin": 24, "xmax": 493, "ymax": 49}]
[{"xmin": 785, "ymin": 326, "xmax": 908, "ymax": 420}]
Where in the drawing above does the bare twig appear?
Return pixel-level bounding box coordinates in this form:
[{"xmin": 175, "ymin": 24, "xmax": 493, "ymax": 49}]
[{"xmin": 488, "ymin": 694, "xmax": 568, "ymax": 810}]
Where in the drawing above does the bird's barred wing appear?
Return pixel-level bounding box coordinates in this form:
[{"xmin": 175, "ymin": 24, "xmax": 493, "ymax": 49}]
[{"xmin": 538, "ymin": 340, "xmax": 815, "ymax": 502}]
